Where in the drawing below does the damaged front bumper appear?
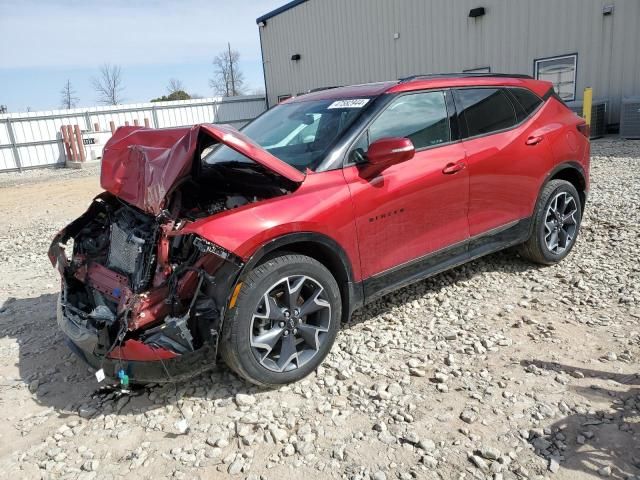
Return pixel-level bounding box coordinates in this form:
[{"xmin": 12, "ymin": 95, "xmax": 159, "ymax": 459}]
[
  {"xmin": 49, "ymin": 193, "xmax": 247, "ymax": 384},
  {"xmin": 57, "ymin": 290, "xmax": 222, "ymax": 383}
]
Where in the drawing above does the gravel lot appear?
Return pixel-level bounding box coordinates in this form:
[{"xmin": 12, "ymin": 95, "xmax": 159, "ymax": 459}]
[{"xmin": 0, "ymin": 138, "xmax": 639, "ymax": 480}]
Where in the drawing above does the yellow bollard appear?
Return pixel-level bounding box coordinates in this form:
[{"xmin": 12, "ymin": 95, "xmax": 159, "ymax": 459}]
[{"xmin": 583, "ymin": 87, "xmax": 593, "ymax": 126}]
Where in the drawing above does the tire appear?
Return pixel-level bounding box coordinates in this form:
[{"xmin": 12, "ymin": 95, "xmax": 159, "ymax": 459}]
[
  {"xmin": 220, "ymin": 254, "xmax": 341, "ymax": 386},
  {"xmin": 519, "ymin": 179, "xmax": 582, "ymax": 265}
]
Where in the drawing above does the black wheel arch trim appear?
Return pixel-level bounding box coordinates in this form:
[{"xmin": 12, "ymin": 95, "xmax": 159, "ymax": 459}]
[
  {"xmin": 546, "ymin": 161, "xmax": 587, "ymax": 184},
  {"xmin": 530, "ymin": 162, "xmax": 587, "ymax": 238},
  {"xmin": 543, "ymin": 162, "xmax": 588, "ymax": 204},
  {"xmin": 232, "ymin": 232, "xmax": 363, "ymax": 321}
]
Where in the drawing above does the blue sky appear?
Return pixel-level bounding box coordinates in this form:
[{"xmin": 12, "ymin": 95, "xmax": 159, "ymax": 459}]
[{"xmin": 0, "ymin": 0, "xmax": 285, "ymax": 112}]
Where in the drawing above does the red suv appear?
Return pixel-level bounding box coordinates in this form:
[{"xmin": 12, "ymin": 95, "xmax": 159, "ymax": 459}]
[{"xmin": 49, "ymin": 74, "xmax": 590, "ymax": 386}]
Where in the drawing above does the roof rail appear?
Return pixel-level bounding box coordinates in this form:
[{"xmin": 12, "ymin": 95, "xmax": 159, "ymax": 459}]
[
  {"xmin": 307, "ymin": 85, "xmax": 343, "ymax": 93},
  {"xmin": 398, "ymin": 72, "xmax": 533, "ymax": 83}
]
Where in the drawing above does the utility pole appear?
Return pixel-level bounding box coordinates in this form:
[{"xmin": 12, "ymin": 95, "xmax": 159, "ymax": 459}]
[{"xmin": 228, "ymin": 42, "xmax": 236, "ymax": 96}]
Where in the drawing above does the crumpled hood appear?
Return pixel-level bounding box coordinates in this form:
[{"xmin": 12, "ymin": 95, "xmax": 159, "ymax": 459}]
[{"xmin": 100, "ymin": 123, "xmax": 305, "ymax": 215}]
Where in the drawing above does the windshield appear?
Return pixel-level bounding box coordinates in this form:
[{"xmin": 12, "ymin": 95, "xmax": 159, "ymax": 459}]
[{"xmin": 203, "ymin": 99, "xmax": 367, "ymax": 171}]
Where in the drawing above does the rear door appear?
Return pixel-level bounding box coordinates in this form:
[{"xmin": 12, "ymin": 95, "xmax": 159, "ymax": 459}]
[
  {"xmin": 454, "ymin": 87, "xmax": 553, "ymax": 237},
  {"xmin": 343, "ymin": 90, "xmax": 469, "ymax": 279}
]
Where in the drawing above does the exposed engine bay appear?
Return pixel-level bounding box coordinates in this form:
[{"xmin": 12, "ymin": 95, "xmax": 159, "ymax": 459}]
[{"xmin": 48, "ymin": 124, "xmax": 300, "ymax": 382}]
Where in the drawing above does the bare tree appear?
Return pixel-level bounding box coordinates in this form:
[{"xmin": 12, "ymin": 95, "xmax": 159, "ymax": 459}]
[
  {"xmin": 92, "ymin": 64, "xmax": 125, "ymax": 105},
  {"xmin": 167, "ymin": 78, "xmax": 185, "ymax": 95},
  {"xmin": 209, "ymin": 43, "xmax": 245, "ymax": 97},
  {"xmin": 60, "ymin": 80, "xmax": 79, "ymax": 109}
]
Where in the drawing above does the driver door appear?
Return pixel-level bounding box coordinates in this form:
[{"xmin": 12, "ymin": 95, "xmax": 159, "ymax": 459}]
[{"xmin": 342, "ymin": 90, "xmax": 469, "ymax": 286}]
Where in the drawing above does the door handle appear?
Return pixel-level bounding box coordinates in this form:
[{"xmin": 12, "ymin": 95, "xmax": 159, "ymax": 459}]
[
  {"xmin": 526, "ymin": 135, "xmax": 544, "ymax": 145},
  {"xmin": 442, "ymin": 161, "xmax": 466, "ymax": 175}
]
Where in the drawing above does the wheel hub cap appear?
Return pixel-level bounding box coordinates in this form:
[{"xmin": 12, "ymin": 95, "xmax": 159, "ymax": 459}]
[
  {"xmin": 250, "ymin": 275, "xmax": 331, "ymax": 373},
  {"xmin": 544, "ymin": 192, "xmax": 578, "ymax": 255}
]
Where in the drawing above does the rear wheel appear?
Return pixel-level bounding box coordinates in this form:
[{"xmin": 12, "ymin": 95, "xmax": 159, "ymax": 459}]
[
  {"xmin": 519, "ymin": 179, "xmax": 582, "ymax": 265},
  {"xmin": 220, "ymin": 254, "xmax": 341, "ymax": 386}
]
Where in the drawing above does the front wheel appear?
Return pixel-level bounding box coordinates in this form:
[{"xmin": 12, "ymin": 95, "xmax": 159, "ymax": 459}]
[
  {"xmin": 220, "ymin": 254, "xmax": 341, "ymax": 386},
  {"xmin": 519, "ymin": 179, "xmax": 582, "ymax": 265}
]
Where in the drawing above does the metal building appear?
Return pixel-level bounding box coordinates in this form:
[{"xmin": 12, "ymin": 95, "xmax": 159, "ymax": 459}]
[{"xmin": 256, "ymin": 0, "xmax": 640, "ymax": 128}]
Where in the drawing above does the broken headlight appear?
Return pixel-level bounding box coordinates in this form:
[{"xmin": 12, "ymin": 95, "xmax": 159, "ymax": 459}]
[{"xmin": 192, "ymin": 236, "xmax": 233, "ymax": 261}]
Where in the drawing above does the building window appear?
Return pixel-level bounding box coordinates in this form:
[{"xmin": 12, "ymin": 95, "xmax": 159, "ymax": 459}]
[
  {"xmin": 277, "ymin": 94, "xmax": 292, "ymax": 103},
  {"xmin": 463, "ymin": 66, "xmax": 491, "ymax": 73},
  {"xmin": 534, "ymin": 54, "xmax": 577, "ymax": 101}
]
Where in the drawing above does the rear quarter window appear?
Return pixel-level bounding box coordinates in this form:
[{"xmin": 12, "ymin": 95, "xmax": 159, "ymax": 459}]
[
  {"xmin": 508, "ymin": 87, "xmax": 543, "ymax": 120},
  {"xmin": 454, "ymin": 88, "xmax": 517, "ymax": 137}
]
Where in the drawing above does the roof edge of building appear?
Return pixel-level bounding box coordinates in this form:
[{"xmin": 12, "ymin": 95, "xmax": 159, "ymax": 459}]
[{"xmin": 256, "ymin": 0, "xmax": 308, "ymax": 24}]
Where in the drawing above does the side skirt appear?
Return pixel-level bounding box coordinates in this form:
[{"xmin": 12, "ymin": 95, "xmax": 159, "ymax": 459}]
[{"xmin": 361, "ymin": 217, "xmax": 532, "ymax": 304}]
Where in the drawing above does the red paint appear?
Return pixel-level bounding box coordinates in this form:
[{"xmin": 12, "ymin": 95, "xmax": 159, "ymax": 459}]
[
  {"xmin": 343, "ymin": 142, "xmax": 469, "ymax": 278},
  {"xmin": 153, "ymin": 222, "xmax": 174, "ymax": 287},
  {"xmin": 82, "ymin": 262, "xmax": 131, "ymax": 309},
  {"xmin": 100, "ymin": 124, "xmax": 304, "ymax": 215},
  {"xmin": 128, "ymin": 254, "xmax": 223, "ymax": 330},
  {"xmin": 58, "ymin": 75, "xmax": 590, "ymax": 369},
  {"xmin": 107, "ymin": 339, "xmax": 177, "ymax": 361},
  {"xmin": 180, "ymin": 169, "xmax": 364, "ymax": 280},
  {"xmin": 179, "ymin": 79, "xmax": 589, "ymax": 283},
  {"xmin": 387, "ymin": 76, "xmax": 552, "ymax": 98}
]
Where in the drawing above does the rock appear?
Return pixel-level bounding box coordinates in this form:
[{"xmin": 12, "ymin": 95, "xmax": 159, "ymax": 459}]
[
  {"xmin": 379, "ymin": 431, "xmax": 396, "ymax": 445},
  {"xmin": 78, "ymin": 406, "xmax": 97, "ymax": 419},
  {"xmin": 372, "ymin": 471, "xmax": 386, "ymax": 480},
  {"xmin": 332, "ymin": 444, "xmax": 346, "ymax": 461},
  {"xmin": 476, "ymin": 446, "xmax": 500, "ymax": 460},
  {"xmin": 421, "ymin": 455, "xmax": 438, "ymax": 468},
  {"xmin": 598, "ymin": 465, "xmax": 611, "ymax": 477},
  {"xmin": 433, "ymin": 372, "xmax": 448, "ymax": 383},
  {"xmin": 549, "ymin": 458, "xmax": 560, "ymax": 473},
  {"xmin": 460, "ymin": 410, "xmax": 477, "ymax": 424},
  {"xmin": 469, "ymin": 454, "xmax": 489, "ymax": 472},
  {"xmin": 228, "ymin": 458, "xmax": 244, "ymax": 475},
  {"xmin": 282, "ymin": 444, "xmax": 295, "ymax": 456},
  {"xmin": 532, "ymin": 437, "xmax": 552, "ymax": 451},
  {"xmin": 271, "ymin": 428, "xmax": 288, "ymax": 443},
  {"xmin": 387, "ymin": 383, "xmax": 403, "ymax": 396},
  {"xmin": 418, "ymin": 438, "xmax": 436, "ymax": 452},
  {"xmin": 82, "ymin": 460, "xmax": 99, "ymax": 472},
  {"xmin": 235, "ymin": 393, "xmax": 256, "ymax": 407}
]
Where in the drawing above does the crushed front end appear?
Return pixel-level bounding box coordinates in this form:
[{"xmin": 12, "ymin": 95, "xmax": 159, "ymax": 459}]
[
  {"xmin": 49, "ymin": 193, "xmax": 242, "ymax": 382},
  {"xmin": 48, "ymin": 124, "xmax": 302, "ymax": 383},
  {"xmin": 49, "ymin": 193, "xmax": 243, "ymax": 383}
]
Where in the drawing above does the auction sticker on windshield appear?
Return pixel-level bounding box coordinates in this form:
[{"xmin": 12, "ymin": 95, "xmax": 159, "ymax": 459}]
[{"xmin": 328, "ymin": 99, "xmax": 370, "ymax": 109}]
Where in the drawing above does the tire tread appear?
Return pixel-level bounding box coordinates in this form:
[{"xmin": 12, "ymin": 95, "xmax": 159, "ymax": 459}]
[
  {"xmin": 519, "ymin": 179, "xmax": 581, "ymax": 265},
  {"xmin": 220, "ymin": 254, "xmax": 339, "ymax": 386}
]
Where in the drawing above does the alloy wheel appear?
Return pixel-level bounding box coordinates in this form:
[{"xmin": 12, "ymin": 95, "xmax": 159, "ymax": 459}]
[
  {"xmin": 544, "ymin": 192, "xmax": 578, "ymax": 255},
  {"xmin": 250, "ymin": 275, "xmax": 331, "ymax": 372}
]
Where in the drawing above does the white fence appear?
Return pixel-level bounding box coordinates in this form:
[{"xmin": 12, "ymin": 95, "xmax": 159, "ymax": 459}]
[{"xmin": 0, "ymin": 95, "xmax": 266, "ymax": 172}]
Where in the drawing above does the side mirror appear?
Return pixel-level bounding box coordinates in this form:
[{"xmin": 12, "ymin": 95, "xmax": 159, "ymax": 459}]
[{"xmin": 367, "ymin": 137, "xmax": 415, "ymax": 167}]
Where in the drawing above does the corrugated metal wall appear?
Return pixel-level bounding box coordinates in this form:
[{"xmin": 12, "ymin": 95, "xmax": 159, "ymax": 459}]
[
  {"xmin": 0, "ymin": 96, "xmax": 266, "ymax": 172},
  {"xmin": 259, "ymin": 0, "xmax": 640, "ymax": 124}
]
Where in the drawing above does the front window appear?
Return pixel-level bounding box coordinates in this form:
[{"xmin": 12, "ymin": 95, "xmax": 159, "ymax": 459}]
[
  {"xmin": 352, "ymin": 91, "xmax": 450, "ymax": 158},
  {"xmin": 204, "ymin": 99, "xmax": 367, "ymax": 171},
  {"xmin": 534, "ymin": 54, "xmax": 577, "ymax": 101}
]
